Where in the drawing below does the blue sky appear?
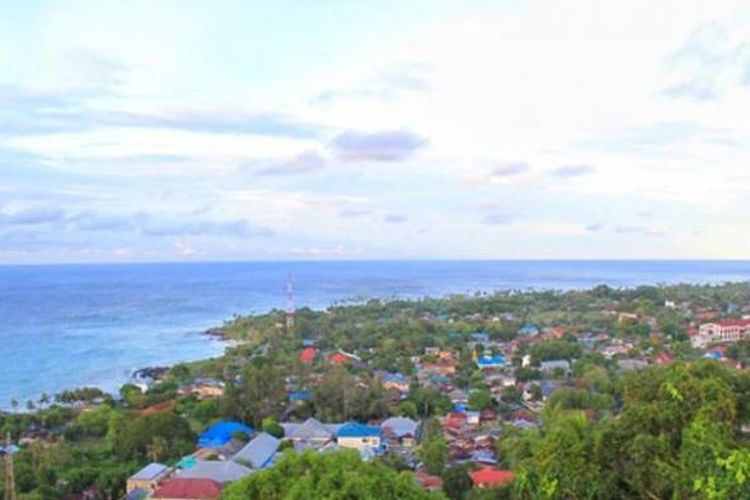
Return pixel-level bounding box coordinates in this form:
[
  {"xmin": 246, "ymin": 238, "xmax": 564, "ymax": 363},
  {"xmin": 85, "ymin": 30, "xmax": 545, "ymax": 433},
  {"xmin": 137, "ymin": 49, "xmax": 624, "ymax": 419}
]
[{"xmin": 2, "ymin": 0, "xmax": 750, "ymax": 263}]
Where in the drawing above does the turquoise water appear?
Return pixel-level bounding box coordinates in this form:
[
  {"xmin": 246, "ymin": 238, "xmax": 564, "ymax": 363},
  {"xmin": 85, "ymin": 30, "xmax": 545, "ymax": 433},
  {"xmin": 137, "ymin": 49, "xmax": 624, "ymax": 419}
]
[{"xmin": 1, "ymin": 260, "xmax": 749, "ymax": 408}]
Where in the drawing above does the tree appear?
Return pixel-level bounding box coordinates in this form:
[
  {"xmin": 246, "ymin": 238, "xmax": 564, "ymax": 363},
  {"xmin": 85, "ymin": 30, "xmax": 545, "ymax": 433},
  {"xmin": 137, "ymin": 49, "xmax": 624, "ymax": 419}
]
[
  {"xmin": 223, "ymin": 449, "xmax": 439, "ymax": 499},
  {"xmin": 501, "ymin": 385, "xmax": 522, "ymax": 404},
  {"xmin": 262, "ymin": 417, "xmax": 284, "ymax": 438},
  {"xmin": 118, "ymin": 413, "xmax": 195, "ymax": 461},
  {"xmin": 237, "ymin": 360, "xmax": 287, "ymax": 428},
  {"xmin": 418, "ymin": 436, "xmax": 448, "ymax": 476},
  {"xmin": 514, "ymin": 411, "xmax": 610, "ymax": 498},
  {"xmin": 170, "ymin": 363, "xmax": 192, "ymax": 385},
  {"xmin": 397, "ymin": 401, "xmax": 418, "ymax": 419},
  {"xmin": 468, "ymin": 388, "xmax": 494, "ymax": 411},
  {"xmin": 506, "ymin": 361, "xmax": 750, "ymax": 499},
  {"xmin": 442, "ymin": 465, "xmax": 473, "ymax": 500}
]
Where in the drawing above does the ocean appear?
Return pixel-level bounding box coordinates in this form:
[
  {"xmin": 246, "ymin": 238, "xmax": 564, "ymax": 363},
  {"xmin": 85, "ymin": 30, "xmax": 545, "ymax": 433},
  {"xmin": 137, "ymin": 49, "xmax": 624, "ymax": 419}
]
[{"xmin": 1, "ymin": 260, "xmax": 749, "ymax": 409}]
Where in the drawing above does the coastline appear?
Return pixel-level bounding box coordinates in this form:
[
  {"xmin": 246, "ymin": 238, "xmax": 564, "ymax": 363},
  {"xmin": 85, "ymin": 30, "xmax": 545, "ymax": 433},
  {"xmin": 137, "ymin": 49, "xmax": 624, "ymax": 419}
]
[{"xmin": 3, "ymin": 259, "xmax": 750, "ymax": 410}]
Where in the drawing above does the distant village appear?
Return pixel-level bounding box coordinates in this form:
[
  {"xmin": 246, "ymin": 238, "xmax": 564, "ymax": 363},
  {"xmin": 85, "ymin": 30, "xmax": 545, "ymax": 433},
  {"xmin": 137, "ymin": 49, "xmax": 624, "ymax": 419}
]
[{"xmin": 3, "ymin": 283, "xmax": 750, "ymax": 499}]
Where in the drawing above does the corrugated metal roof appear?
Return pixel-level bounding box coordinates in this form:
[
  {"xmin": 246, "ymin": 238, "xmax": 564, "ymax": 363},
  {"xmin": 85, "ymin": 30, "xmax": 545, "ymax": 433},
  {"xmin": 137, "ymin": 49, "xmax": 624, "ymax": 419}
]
[
  {"xmin": 130, "ymin": 462, "xmax": 168, "ymax": 481},
  {"xmin": 232, "ymin": 432, "xmax": 280, "ymax": 469},
  {"xmin": 177, "ymin": 460, "xmax": 252, "ymax": 483}
]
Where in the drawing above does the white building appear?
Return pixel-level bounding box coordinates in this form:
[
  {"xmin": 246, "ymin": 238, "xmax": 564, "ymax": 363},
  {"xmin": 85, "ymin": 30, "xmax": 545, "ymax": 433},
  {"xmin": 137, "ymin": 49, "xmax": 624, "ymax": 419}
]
[{"xmin": 692, "ymin": 319, "xmax": 750, "ymax": 348}]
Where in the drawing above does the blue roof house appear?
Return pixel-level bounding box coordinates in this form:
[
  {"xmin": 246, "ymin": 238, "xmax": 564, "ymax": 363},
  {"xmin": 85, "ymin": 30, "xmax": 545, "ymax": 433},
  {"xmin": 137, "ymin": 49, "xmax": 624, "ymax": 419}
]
[
  {"xmin": 518, "ymin": 324, "xmax": 540, "ymax": 336},
  {"xmin": 476, "ymin": 355, "xmax": 505, "ymax": 369},
  {"xmin": 704, "ymin": 350, "xmax": 723, "ymax": 361},
  {"xmin": 337, "ymin": 422, "xmax": 384, "ymax": 453},
  {"xmin": 288, "ymin": 390, "xmax": 312, "ymax": 402},
  {"xmin": 198, "ymin": 421, "xmax": 253, "ymax": 448},
  {"xmin": 472, "ymin": 332, "xmax": 490, "ymax": 343}
]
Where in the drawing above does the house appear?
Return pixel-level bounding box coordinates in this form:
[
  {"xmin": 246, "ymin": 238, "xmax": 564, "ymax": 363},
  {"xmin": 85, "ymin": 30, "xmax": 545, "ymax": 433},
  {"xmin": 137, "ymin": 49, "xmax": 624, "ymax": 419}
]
[
  {"xmin": 471, "ymin": 449, "xmax": 498, "ymax": 466},
  {"xmin": 704, "ymin": 350, "xmax": 724, "ymax": 361},
  {"xmin": 542, "ymin": 326, "xmax": 567, "ymax": 339},
  {"xmin": 692, "ymin": 319, "xmax": 750, "ymax": 348},
  {"xmin": 192, "ymin": 379, "xmax": 225, "ymax": 399},
  {"xmin": 437, "ymin": 350, "xmax": 454, "ymax": 361},
  {"xmin": 299, "ymin": 347, "xmax": 317, "ymax": 363},
  {"xmin": 414, "ymin": 469, "xmax": 443, "ymax": 492},
  {"xmin": 617, "ymin": 359, "xmax": 649, "ymax": 371},
  {"xmin": 599, "ymin": 340, "xmax": 633, "ymax": 358},
  {"xmin": 126, "ymin": 463, "xmax": 169, "ymax": 494},
  {"xmin": 655, "ymin": 353, "xmax": 673, "ymax": 365},
  {"xmin": 232, "ymin": 432, "xmax": 280, "ymax": 469},
  {"xmin": 539, "ymin": 359, "xmax": 571, "ymax": 375},
  {"xmin": 424, "ymin": 347, "xmax": 440, "ymax": 356},
  {"xmin": 281, "ymin": 418, "xmax": 342, "ymax": 449},
  {"xmin": 472, "ymin": 332, "xmax": 490, "ymax": 343},
  {"xmin": 198, "ymin": 421, "xmax": 253, "ymax": 449},
  {"xmin": 380, "ymin": 417, "xmax": 419, "ymax": 447},
  {"xmin": 336, "ymin": 422, "xmax": 383, "ymax": 451},
  {"xmin": 329, "ymin": 352, "xmax": 349, "ymax": 364},
  {"xmin": 479, "ymin": 408, "xmax": 499, "ymax": 423},
  {"xmin": 329, "ymin": 350, "xmax": 362, "ymax": 365},
  {"xmin": 381, "ymin": 372, "xmax": 410, "ymax": 392},
  {"xmin": 484, "ymin": 372, "xmax": 516, "ymax": 388},
  {"xmin": 476, "ymin": 355, "xmax": 505, "ymax": 369},
  {"xmin": 151, "ymin": 478, "xmax": 223, "ymax": 500},
  {"xmin": 288, "ymin": 390, "xmax": 311, "ymax": 402},
  {"xmin": 445, "ymin": 411, "xmax": 468, "ymax": 427},
  {"xmin": 470, "ymin": 468, "xmax": 515, "ymax": 488},
  {"xmin": 618, "ymin": 312, "xmax": 639, "ymax": 323},
  {"xmin": 448, "ymin": 389, "xmax": 469, "ymax": 405},
  {"xmin": 176, "ymin": 460, "xmax": 252, "ymax": 484},
  {"xmin": 465, "ymin": 411, "xmax": 480, "ymax": 425},
  {"xmin": 518, "ymin": 324, "xmax": 539, "ymax": 336},
  {"xmin": 523, "ymin": 380, "xmax": 561, "ymax": 401},
  {"xmin": 422, "ymin": 362, "xmax": 456, "ymax": 376}
]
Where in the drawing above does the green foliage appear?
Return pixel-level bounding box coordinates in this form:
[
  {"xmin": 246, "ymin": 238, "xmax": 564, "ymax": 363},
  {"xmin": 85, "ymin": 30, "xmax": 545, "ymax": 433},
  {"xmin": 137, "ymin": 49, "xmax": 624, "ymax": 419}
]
[
  {"xmin": 222, "ymin": 449, "xmax": 441, "ymax": 499},
  {"xmin": 109, "ymin": 412, "xmax": 195, "ymax": 462},
  {"xmin": 262, "ymin": 417, "xmax": 285, "ymax": 438},
  {"xmin": 442, "ymin": 464, "xmax": 473, "ymax": 500},
  {"xmin": 418, "ymin": 436, "xmax": 449, "ymax": 476},
  {"xmin": 468, "ymin": 388, "xmax": 494, "ymax": 411},
  {"xmin": 529, "ymin": 340, "xmax": 582, "ymax": 364},
  {"xmin": 505, "ymin": 361, "xmax": 750, "ymax": 499},
  {"xmin": 397, "ymin": 401, "xmax": 418, "ymax": 419}
]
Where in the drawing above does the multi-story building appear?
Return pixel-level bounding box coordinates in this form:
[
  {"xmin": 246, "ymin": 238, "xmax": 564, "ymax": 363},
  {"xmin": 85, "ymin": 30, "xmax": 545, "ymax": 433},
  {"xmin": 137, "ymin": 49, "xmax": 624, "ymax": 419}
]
[{"xmin": 692, "ymin": 319, "xmax": 750, "ymax": 348}]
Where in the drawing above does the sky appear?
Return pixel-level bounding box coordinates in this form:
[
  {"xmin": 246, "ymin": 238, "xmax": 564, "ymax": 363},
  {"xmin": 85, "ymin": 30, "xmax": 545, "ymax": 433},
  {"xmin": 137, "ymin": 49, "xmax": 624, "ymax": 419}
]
[{"xmin": 2, "ymin": 0, "xmax": 750, "ymax": 263}]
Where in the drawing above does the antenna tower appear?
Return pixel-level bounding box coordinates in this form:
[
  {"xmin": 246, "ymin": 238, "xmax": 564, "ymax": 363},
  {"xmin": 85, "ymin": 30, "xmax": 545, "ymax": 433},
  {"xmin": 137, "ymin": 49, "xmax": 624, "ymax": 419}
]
[{"xmin": 286, "ymin": 272, "xmax": 295, "ymax": 332}]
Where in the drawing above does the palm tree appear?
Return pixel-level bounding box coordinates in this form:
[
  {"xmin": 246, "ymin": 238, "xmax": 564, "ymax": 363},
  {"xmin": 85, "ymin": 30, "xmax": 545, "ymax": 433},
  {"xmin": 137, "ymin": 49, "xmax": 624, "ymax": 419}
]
[
  {"xmin": 38, "ymin": 393, "xmax": 50, "ymax": 409},
  {"xmin": 11, "ymin": 398, "xmax": 18, "ymax": 413}
]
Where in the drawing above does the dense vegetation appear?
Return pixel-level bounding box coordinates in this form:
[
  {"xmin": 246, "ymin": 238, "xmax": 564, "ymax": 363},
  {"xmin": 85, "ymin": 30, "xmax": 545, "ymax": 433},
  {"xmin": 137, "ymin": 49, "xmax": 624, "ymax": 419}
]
[
  {"xmin": 223, "ymin": 449, "xmax": 439, "ymax": 499},
  {"xmin": 504, "ymin": 361, "xmax": 750, "ymax": 498}
]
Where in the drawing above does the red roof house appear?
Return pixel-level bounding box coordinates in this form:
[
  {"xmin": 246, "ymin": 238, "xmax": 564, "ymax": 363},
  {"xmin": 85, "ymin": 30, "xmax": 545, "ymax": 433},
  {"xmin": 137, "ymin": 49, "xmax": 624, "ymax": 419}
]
[
  {"xmin": 656, "ymin": 353, "xmax": 673, "ymax": 365},
  {"xmin": 470, "ymin": 468, "xmax": 515, "ymax": 488},
  {"xmin": 329, "ymin": 352, "xmax": 348, "ymax": 364},
  {"xmin": 414, "ymin": 469, "xmax": 443, "ymax": 492},
  {"xmin": 299, "ymin": 347, "xmax": 317, "ymax": 363},
  {"xmin": 152, "ymin": 478, "xmax": 223, "ymax": 499}
]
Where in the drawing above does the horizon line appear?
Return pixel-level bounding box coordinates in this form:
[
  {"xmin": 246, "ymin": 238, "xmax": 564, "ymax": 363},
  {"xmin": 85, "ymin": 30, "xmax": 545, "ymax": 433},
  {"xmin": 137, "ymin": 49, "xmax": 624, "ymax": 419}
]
[{"xmin": 2, "ymin": 257, "xmax": 750, "ymax": 268}]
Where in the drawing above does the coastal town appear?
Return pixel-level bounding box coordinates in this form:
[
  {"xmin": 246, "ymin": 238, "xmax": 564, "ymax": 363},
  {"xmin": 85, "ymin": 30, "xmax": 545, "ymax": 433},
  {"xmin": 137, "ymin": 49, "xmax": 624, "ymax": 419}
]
[{"xmin": 3, "ymin": 282, "xmax": 750, "ymax": 498}]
